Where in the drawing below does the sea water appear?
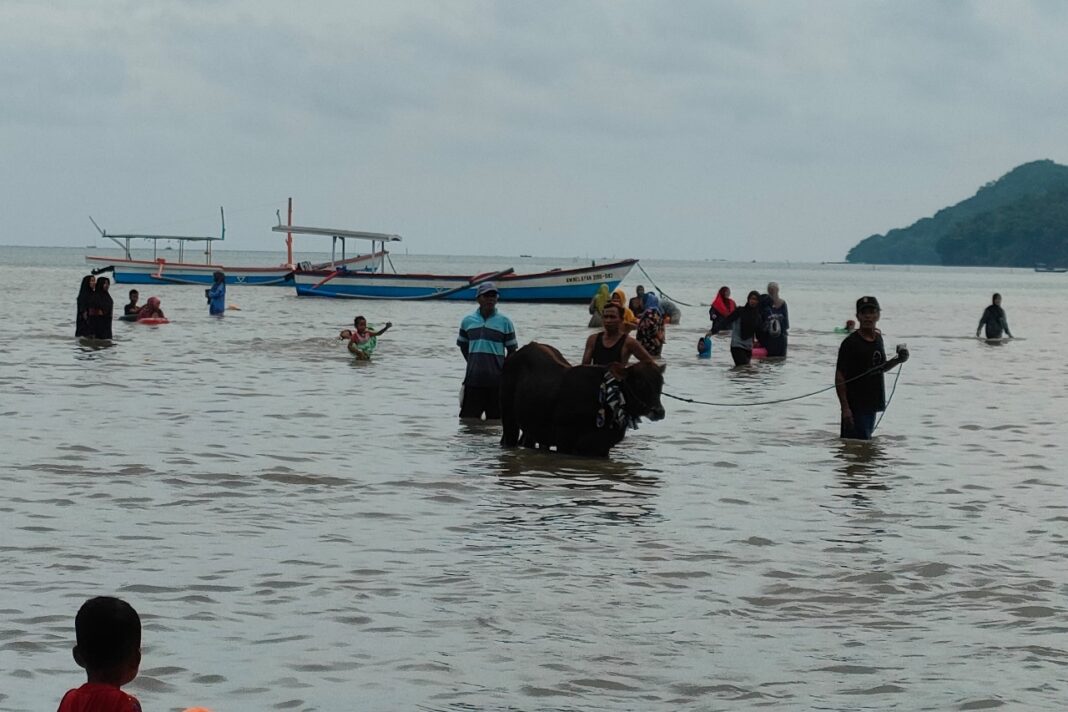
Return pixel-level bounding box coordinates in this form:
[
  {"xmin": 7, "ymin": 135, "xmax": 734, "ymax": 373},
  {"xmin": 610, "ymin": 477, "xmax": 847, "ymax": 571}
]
[{"xmin": 1, "ymin": 247, "xmax": 1066, "ymax": 710}]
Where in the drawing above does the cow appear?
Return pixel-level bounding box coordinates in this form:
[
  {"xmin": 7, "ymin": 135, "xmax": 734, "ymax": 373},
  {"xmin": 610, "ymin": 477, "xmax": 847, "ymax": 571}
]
[{"xmin": 500, "ymin": 342, "xmax": 666, "ymax": 457}]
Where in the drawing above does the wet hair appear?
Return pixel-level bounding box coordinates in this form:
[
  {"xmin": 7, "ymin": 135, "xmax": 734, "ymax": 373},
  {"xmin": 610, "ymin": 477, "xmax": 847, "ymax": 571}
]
[
  {"xmin": 353, "ymin": 315, "xmax": 366, "ymax": 327},
  {"xmin": 74, "ymin": 597, "xmax": 140, "ymax": 671},
  {"xmin": 602, "ymin": 303, "xmax": 623, "ymax": 318}
]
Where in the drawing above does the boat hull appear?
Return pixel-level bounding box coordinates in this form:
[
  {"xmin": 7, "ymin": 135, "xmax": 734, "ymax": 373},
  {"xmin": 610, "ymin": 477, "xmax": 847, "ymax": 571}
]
[
  {"xmin": 86, "ymin": 253, "xmax": 381, "ymax": 286},
  {"xmin": 292, "ymin": 259, "xmax": 637, "ymax": 302}
]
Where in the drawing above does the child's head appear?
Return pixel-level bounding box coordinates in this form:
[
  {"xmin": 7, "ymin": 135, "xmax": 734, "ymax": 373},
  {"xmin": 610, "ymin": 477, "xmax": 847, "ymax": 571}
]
[
  {"xmin": 353, "ymin": 316, "xmax": 367, "ymax": 332},
  {"xmin": 73, "ymin": 596, "xmax": 141, "ymax": 685},
  {"xmin": 128, "ymin": 290, "xmax": 139, "ymax": 303}
]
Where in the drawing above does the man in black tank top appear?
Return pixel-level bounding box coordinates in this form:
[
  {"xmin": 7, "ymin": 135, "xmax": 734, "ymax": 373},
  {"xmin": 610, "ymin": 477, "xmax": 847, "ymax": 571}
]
[{"xmin": 582, "ymin": 303, "xmax": 657, "ymax": 367}]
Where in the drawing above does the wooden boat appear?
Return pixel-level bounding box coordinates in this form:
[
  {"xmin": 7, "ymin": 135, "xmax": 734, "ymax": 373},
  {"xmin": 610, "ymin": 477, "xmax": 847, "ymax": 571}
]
[
  {"xmin": 84, "ymin": 200, "xmax": 381, "ymax": 286},
  {"xmin": 276, "ymin": 223, "xmax": 637, "ymax": 302}
]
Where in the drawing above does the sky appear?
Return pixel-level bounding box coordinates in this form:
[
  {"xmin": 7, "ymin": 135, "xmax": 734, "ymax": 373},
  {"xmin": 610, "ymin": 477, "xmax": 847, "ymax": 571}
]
[{"xmin": 2, "ymin": 0, "xmax": 1067, "ymax": 261}]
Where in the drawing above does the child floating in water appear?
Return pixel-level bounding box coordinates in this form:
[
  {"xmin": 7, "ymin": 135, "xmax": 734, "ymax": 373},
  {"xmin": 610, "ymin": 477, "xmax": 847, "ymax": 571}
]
[
  {"xmin": 339, "ymin": 316, "xmax": 392, "ymax": 359},
  {"xmin": 57, "ymin": 596, "xmax": 143, "ymax": 712}
]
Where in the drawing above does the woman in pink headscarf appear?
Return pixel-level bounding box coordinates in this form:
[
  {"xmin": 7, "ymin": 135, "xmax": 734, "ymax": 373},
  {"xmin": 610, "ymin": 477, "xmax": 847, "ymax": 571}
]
[{"xmin": 137, "ymin": 297, "xmax": 165, "ymax": 320}]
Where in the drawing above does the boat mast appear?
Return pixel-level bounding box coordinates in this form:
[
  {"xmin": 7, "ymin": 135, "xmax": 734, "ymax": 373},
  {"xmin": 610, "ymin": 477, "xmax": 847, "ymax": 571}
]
[{"xmin": 286, "ymin": 198, "xmax": 294, "ymax": 268}]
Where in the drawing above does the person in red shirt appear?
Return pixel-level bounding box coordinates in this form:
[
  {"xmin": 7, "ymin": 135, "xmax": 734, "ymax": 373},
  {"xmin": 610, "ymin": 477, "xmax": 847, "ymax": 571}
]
[{"xmin": 57, "ymin": 597, "xmax": 143, "ymax": 712}]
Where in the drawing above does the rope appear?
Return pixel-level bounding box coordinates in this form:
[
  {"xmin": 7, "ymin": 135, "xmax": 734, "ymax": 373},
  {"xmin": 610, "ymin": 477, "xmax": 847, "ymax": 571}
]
[
  {"xmin": 662, "ymin": 363, "xmax": 902, "ymax": 408},
  {"xmin": 872, "ymin": 364, "xmax": 902, "ymax": 433},
  {"xmin": 635, "ymin": 263, "xmax": 697, "ymax": 307}
]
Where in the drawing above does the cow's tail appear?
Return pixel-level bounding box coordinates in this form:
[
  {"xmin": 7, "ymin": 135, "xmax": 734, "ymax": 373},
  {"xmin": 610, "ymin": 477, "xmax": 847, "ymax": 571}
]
[{"xmin": 500, "ymin": 360, "xmax": 520, "ymax": 447}]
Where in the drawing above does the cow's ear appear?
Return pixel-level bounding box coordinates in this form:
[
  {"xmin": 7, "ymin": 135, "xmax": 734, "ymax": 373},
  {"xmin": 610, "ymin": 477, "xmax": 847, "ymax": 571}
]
[
  {"xmin": 608, "ymin": 363, "xmax": 626, "ymax": 380},
  {"xmin": 658, "ymin": 363, "xmax": 666, "ymax": 373}
]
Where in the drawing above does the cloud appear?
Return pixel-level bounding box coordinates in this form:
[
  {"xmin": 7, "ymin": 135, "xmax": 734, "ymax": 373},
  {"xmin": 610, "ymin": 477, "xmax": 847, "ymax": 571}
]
[{"xmin": 2, "ymin": 0, "xmax": 1068, "ymax": 260}]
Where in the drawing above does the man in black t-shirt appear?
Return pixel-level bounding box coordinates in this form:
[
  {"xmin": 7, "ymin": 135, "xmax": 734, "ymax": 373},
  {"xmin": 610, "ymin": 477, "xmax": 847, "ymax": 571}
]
[{"xmin": 835, "ymin": 296, "xmax": 909, "ymax": 439}]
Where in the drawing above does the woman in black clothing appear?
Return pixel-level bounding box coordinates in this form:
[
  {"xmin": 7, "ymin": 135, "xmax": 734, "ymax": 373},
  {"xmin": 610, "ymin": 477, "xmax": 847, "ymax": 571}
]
[
  {"xmin": 75, "ymin": 275, "xmax": 96, "ymax": 337},
  {"xmin": 720, "ymin": 290, "xmax": 763, "ymax": 366},
  {"xmin": 87, "ymin": 277, "xmax": 114, "ymax": 339},
  {"xmin": 976, "ymin": 293, "xmax": 1013, "ymax": 340}
]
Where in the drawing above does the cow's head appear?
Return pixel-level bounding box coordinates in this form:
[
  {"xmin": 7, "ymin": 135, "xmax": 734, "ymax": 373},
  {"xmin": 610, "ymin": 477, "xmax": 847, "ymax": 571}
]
[{"xmin": 610, "ymin": 362, "xmax": 666, "ymax": 421}]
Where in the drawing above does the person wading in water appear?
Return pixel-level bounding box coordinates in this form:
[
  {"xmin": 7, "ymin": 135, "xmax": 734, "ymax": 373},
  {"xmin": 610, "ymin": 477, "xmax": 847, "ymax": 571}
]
[{"xmin": 582, "ymin": 303, "xmax": 657, "ymax": 367}]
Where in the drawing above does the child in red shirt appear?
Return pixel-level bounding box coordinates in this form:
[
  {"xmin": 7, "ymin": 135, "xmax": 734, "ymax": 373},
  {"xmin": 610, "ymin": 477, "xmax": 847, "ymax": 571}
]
[{"xmin": 57, "ymin": 597, "xmax": 143, "ymax": 712}]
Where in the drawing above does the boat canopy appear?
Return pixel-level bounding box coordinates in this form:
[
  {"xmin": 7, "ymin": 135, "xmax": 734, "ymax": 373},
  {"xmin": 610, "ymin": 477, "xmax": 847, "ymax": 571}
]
[
  {"xmin": 271, "ymin": 224, "xmax": 402, "ymax": 241},
  {"xmin": 90, "ymin": 208, "xmax": 225, "ymax": 262},
  {"xmin": 272, "ymin": 222, "xmax": 401, "ymax": 271}
]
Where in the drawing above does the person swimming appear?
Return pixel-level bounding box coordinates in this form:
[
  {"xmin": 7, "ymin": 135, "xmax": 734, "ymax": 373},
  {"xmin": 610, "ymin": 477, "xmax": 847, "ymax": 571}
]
[
  {"xmin": 123, "ymin": 290, "xmax": 140, "ymax": 318},
  {"xmin": 339, "ymin": 316, "xmax": 392, "ymax": 359},
  {"xmin": 137, "ymin": 297, "xmax": 165, "ymax": 321}
]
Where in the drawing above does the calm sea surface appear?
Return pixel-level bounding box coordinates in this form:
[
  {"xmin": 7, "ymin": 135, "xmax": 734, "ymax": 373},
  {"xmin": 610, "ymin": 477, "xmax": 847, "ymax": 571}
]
[{"xmin": 1, "ymin": 246, "xmax": 1066, "ymax": 711}]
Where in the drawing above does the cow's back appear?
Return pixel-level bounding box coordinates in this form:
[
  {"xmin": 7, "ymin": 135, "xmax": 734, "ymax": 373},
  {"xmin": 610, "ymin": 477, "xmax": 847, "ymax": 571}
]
[{"xmin": 500, "ymin": 342, "xmax": 571, "ymax": 447}]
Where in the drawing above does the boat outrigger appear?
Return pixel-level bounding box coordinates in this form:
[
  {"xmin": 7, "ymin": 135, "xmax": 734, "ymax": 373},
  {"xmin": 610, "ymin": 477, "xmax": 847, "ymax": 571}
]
[
  {"xmin": 275, "ymin": 222, "xmax": 637, "ymax": 302},
  {"xmin": 85, "ymin": 200, "xmax": 384, "ymax": 286}
]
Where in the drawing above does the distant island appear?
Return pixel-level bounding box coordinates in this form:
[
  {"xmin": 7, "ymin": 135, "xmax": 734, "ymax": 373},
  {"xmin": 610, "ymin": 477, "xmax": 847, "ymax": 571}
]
[{"xmin": 846, "ymin": 159, "xmax": 1068, "ymax": 267}]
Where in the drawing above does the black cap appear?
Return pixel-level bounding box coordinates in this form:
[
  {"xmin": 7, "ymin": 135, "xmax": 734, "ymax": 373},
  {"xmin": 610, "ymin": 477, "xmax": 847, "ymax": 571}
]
[{"xmin": 856, "ymin": 296, "xmax": 880, "ymax": 312}]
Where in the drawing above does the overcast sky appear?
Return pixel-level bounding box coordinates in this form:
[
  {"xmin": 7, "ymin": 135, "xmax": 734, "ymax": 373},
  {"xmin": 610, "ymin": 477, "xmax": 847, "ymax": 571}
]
[{"xmin": 2, "ymin": 0, "xmax": 1066, "ymax": 261}]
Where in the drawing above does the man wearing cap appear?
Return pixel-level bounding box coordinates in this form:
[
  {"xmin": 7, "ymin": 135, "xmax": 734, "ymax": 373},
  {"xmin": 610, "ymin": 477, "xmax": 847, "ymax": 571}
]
[
  {"xmin": 835, "ymin": 296, "xmax": 909, "ymax": 440},
  {"xmin": 457, "ymin": 282, "xmax": 518, "ymax": 420}
]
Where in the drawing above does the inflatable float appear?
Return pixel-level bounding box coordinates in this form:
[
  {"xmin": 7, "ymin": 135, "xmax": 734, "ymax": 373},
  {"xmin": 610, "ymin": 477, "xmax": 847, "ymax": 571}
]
[
  {"xmin": 752, "ymin": 346, "xmax": 768, "ymax": 360},
  {"xmin": 136, "ymin": 317, "xmax": 170, "ymax": 325},
  {"xmin": 348, "ymin": 337, "xmax": 376, "ymax": 360},
  {"xmin": 341, "ymin": 328, "xmax": 377, "ymax": 360}
]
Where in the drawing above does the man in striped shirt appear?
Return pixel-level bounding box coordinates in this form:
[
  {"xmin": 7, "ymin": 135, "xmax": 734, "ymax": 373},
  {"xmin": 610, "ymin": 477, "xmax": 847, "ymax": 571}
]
[{"xmin": 457, "ymin": 282, "xmax": 518, "ymax": 420}]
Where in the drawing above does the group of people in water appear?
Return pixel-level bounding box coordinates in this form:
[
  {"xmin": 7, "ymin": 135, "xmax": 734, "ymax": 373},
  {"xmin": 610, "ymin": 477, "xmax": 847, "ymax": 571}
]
[
  {"xmin": 706, "ymin": 282, "xmax": 790, "ymax": 365},
  {"xmin": 587, "ymin": 284, "xmax": 681, "ymax": 361},
  {"xmin": 74, "ymin": 271, "xmax": 227, "ymax": 338},
  {"xmin": 584, "ymin": 280, "xmax": 795, "ymax": 369}
]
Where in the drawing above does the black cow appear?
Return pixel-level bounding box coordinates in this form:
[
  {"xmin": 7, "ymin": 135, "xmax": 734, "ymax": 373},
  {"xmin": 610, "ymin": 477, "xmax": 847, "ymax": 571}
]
[{"xmin": 501, "ymin": 342, "xmax": 666, "ymax": 457}]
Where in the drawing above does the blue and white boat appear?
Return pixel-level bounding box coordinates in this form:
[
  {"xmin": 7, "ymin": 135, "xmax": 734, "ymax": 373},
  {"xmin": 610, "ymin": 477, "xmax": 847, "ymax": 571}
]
[
  {"xmin": 277, "ymin": 223, "xmax": 637, "ymax": 302},
  {"xmin": 85, "ymin": 202, "xmax": 382, "ymax": 286}
]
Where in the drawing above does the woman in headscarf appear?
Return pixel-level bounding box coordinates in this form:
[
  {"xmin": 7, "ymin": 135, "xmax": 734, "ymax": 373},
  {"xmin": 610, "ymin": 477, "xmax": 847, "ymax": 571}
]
[
  {"xmin": 87, "ymin": 276, "xmax": 114, "ymax": 339},
  {"xmin": 976, "ymin": 293, "xmax": 1013, "ymax": 340},
  {"xmin": 137, "ymin": 297, "xmax": 166, "ymax": 321},
  {"xmin": 611, "ymin": 288, "xmax": 638, "ymax": 332},
  {"xmin": 759, "ymin": 281, "xmax": 789, "ymax": 357},
  {"xmin": 719, "ymin": 290, "xmax": 763, "ymax": 365},
  {"xmin": 206, "ymin": 271, "xmax": 226, "ymax": 315},
  {"xmin": 708, "ymin": 286, "xmax": 735, "ymax": 335},
  {"xmin": 635, "ymin": 292, "xmax": 666, "ymax": 357},
  {"xmin": 75, "ymin": 275, "xmax": 96, "ymax": 337},
  {"xmin": 588, "ymin": 283, "xmax": 611, "ymax": 327}
]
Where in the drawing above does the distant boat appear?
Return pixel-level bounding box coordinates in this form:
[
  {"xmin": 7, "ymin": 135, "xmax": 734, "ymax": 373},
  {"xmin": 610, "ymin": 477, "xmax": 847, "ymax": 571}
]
[
  {"xmin": 1034, "ymin": 263, "xmax": 1068, "ymax": 273},
  {"xmin": 85, "ymin": 199, "xmax": 380, "ymax": 286}
]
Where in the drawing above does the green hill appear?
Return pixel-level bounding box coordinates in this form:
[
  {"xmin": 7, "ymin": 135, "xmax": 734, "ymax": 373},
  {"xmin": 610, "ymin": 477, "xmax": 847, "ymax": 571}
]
[{"xmin": 846, "ymin": 160, "xmax": 1068, "ymax": 266}]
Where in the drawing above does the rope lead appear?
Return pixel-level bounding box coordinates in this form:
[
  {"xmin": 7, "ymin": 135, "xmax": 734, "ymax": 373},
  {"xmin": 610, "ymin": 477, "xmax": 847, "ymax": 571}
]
[{"xmin": 663, "ymin": 363, "xmax": 903, "ymax": 409}]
